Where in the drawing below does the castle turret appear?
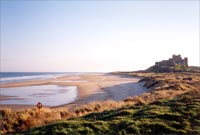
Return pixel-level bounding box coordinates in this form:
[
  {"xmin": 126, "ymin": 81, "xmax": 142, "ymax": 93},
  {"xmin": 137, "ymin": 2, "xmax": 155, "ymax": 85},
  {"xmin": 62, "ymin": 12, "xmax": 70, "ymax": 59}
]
[{"xmin": 184, "ymin": 57, "xmax": 188, "ymax": 67}]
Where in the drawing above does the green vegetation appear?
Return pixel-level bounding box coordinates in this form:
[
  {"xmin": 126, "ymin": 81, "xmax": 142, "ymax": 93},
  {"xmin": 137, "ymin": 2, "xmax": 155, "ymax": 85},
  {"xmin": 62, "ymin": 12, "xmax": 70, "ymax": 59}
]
[
  {"xmin": 173, "ymin": 64, "xmax": 188, "ymax": 72},
  {"xmin": 188, "ymin": 66, "xmax": 200, "ymax": 72},
  {"xmin": 17, "ymin": 92, "xmax": 200, "ymax": 135}
]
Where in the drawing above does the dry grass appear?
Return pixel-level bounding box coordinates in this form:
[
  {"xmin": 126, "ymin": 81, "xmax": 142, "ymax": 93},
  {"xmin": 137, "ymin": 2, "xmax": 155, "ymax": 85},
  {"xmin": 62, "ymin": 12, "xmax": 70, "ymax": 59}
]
[
  {"xmin": 0, "ymin": 101, "xmax": 129, "ymax": 134},
  {"xmin": 0, "ymin": 108, "xmax": 63, "ymax": 133}
]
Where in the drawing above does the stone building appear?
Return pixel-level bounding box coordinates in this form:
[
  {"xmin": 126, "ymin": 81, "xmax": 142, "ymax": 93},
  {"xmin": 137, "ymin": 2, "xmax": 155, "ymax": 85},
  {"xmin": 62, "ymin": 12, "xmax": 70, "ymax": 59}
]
[
  {"xmin": 147, "ymin": 55, "xmax": 188, "ymax": 72},
  {"xmin": 155, "ymin": 55, "xmax": 188, "ymax": 67}
]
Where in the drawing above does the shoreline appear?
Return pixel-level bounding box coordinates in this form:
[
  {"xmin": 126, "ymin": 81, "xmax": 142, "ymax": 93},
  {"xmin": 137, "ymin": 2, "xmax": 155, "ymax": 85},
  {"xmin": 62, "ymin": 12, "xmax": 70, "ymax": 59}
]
[{"xmin": 0, "ymin": 74, "xmax": 144, "ymax": 110}]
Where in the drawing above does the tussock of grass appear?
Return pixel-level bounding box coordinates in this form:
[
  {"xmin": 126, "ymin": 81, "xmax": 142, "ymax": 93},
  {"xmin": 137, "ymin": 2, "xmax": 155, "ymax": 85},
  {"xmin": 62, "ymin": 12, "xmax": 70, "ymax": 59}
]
[
  {"xmin": 72, "ymin": 100, "xmax": 127, "ymax": 117},
  {"xmin": 0, "ymin": 108, "xmax": 64, "ymax": 134}
]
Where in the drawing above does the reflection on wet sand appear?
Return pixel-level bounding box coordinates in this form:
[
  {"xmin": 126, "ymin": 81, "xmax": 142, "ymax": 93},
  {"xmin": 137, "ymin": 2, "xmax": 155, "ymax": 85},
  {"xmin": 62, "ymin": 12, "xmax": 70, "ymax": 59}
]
[{"xmin": 0, "ymin": 85, "xmax": 77, "ymax": 106}]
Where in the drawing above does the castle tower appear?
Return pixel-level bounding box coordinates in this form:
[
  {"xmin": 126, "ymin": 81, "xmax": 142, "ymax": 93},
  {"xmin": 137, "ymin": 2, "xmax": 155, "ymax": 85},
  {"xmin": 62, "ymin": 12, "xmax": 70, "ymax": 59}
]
[{"xmin": 184, "ymin": 57, "xmax": 188, "ymax": 67}]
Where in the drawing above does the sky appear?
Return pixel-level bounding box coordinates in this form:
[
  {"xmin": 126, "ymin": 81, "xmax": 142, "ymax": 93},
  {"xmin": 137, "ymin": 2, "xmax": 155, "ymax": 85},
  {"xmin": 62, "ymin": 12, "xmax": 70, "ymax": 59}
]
[{"xmin": 0, "ymin": 0, "xmax": 199, "ymax": 72}]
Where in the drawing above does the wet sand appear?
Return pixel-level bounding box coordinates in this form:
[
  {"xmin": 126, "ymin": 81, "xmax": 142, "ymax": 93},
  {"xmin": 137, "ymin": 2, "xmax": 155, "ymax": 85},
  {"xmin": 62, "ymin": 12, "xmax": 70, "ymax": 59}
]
[{"xmin": 0, "ymin": 74, "xmax": 146, "ymax": 110}]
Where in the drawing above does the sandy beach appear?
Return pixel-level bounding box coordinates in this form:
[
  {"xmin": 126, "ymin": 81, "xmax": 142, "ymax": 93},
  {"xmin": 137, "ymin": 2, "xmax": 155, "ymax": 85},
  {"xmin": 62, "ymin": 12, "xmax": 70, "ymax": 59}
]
[{"xmin": 0, "ymin": 74, "xmax": 146, "ymax": 110}]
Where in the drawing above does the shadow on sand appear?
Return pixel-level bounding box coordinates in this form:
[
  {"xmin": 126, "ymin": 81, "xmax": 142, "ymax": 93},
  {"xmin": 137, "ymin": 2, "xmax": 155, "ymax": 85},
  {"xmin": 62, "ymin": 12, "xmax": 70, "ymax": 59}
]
[{"xmin": 76, "ymin": 81, "xmax": 147, "ymax": 104}]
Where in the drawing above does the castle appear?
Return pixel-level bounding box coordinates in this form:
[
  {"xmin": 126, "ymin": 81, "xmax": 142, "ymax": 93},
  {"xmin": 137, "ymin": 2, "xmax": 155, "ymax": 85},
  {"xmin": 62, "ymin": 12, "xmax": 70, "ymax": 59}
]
[
  {"xmin": 155, "ymin": 55, "xmax": 188, "ymax": 67},
  {"xmin": 147, "ymin": 55, "xmax": 188, "ymax": 72}
]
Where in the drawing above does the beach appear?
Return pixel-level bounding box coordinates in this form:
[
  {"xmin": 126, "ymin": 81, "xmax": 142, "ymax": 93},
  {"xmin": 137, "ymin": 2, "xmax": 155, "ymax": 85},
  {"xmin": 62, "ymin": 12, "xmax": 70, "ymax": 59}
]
[{"xmin": 0, "ymin": 73, "xmax": 146, "ymax": 110}]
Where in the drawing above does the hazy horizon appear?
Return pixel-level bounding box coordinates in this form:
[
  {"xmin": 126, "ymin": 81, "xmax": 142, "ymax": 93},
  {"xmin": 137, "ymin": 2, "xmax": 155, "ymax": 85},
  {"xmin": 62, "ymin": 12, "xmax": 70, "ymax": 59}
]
[{"xmin": 1, "ymin": 1, "xmax": 199, "ymax": 72}]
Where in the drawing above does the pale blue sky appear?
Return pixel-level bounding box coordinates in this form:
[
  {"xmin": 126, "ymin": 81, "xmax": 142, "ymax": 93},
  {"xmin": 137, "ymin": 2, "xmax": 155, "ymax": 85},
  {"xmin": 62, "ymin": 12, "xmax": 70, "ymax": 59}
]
[{"xmin": 0, "ymin": 1, "xmax": 199, "ymax": 72}]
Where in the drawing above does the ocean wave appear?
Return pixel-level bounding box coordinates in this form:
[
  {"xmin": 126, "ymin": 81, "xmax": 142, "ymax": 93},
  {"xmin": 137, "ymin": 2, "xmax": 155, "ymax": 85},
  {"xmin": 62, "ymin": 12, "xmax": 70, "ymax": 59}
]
[
  {"xmin": 0, "ymin": 74, "xmax": 64, "ymax": 84},
  {"xmin": 0, "ymin": 72, "xmax": 104, "ymax": 84}
]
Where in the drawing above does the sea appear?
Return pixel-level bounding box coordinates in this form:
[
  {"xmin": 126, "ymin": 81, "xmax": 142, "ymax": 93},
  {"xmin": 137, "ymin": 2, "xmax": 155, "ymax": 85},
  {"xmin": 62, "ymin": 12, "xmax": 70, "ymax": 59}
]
[
  {"xmin": 0, "ymin": 72, "xmax": 100, "ymax": 84},
  {"xmin": 0, "ymin": 72, "xmax": 100, "ymax": 106},
  {"xmin": 0, "ymin": 72, "xmax": 143, "ymax": 106}
]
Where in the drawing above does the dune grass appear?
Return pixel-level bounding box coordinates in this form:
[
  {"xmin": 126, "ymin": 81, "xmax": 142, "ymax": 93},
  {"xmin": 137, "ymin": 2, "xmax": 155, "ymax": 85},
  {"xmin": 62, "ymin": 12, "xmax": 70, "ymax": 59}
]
[
  {"xmin": 17, "ymin": 91, "xmax": 200, "ymax": 135},
  {"xmin": 0, "ymin": 100, "xmax": 132, "ymax": 134}
]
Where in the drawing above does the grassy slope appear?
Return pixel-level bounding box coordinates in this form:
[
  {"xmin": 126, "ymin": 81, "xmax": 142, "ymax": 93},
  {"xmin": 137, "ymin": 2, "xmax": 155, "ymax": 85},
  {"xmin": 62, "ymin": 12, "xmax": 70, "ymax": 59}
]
[{"xmin": 18, "ymin": 91, "xmax": 200, "ymax": 135}]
